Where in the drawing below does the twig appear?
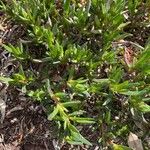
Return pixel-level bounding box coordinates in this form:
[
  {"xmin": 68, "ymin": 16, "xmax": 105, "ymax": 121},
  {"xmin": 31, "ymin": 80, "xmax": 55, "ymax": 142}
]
[{"xmin": 112, "ymin": 40, "xmax": 144, "ymax": 50}]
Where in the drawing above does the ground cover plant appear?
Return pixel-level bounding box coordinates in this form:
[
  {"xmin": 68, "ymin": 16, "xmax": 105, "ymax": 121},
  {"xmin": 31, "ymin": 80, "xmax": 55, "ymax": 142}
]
[{"xmin": 0, "ymin": 0, "xmax": 150, "ymax": 149}]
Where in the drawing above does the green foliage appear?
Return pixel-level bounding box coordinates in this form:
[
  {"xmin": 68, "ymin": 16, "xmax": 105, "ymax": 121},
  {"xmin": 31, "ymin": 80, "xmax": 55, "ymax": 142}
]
[
  {"xmin": 112, "ymin": 143, "xmax": 132, "ymax": 150},
  {"xmin": 1, "ymin": 0, "xmax": 150, "ymax": 148},
  {"xmin": 134, "ymin": 45, "xmax": 150, "ymax": 74},
  {"xmin": 128, "ymin": 0, "xmax": 142, "ymax": 14},
  {"xmin": 3, "ymin": 43, "xmax": 28, "ymax": 60}
]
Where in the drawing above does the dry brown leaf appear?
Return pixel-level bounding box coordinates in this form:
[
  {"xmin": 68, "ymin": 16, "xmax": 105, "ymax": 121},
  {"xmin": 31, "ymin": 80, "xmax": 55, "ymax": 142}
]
[
  {"xmin": 128, "ymin": 132, "xmax": 143, "ymax": 150},
  {"xmin": 124, "ymin": 46, "xmax": 134, "ymax": 66}
]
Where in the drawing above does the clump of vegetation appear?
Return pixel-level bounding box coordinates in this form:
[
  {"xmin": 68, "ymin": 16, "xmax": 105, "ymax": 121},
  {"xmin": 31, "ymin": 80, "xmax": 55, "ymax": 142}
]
[{"xmin": 0, "ymin": 0, "xmax": 150, "ymax": 149}]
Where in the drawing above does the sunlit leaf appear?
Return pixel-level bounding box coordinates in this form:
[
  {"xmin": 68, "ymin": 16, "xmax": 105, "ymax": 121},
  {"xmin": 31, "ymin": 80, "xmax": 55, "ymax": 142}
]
[
  {"xmin": 0, "ymin": 76, "xmax": 14, "ymax": 84},
  {"xmin": 112, "ymin": 143, "xmax": 132, "ymax": 150},
  {"xmin": 48, "ymin": 106, "xmax": 59, "ymax": 120}
]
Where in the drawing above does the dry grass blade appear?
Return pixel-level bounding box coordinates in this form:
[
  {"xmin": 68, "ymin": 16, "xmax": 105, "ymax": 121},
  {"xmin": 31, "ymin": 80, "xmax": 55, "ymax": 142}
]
[{"xmin": 0, "ymin": 98, "xmax": 6, "ymax": 123}]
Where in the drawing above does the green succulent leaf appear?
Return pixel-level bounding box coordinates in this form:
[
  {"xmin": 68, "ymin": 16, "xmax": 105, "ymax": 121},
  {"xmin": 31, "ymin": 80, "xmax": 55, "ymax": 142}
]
[
  {"xmin": 112, "ymin": 143, "xmax": 132, "ymax": 150},
  {"xmin": 48, "ymin": 106, "xmax": 59, "ymax": 120},
  {"xmin": 0, "ymin": 76, "xmax": 14, "ymax": 85},
  {"xmin": 71, "ymin": 117, "xmax": 95, "ymax": 124}
]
